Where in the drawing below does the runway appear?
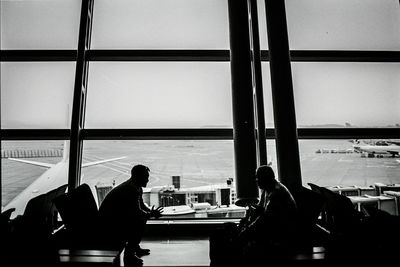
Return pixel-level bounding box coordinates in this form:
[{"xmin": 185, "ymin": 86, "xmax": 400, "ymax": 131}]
[{"xmin": 2, "ymin": 140, "xmax": 400, "ymax": 208}]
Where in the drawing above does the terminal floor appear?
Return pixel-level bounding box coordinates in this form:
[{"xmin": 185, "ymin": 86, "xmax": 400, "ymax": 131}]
[{"xmin": 129, "ymin": 238, "xmax": 210, "ymax": 267}]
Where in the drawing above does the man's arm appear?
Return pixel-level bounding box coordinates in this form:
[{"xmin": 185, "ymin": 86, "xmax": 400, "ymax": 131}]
[
  {"xmin": 140, "ymin": 195, "xmax": 151, "ymax": 212},
  {"xmin": 134, "ymin": 196, "xmax": 151, "ymax": 219},
  {"xmin": 139, "ymin": 190, "xmax": 163, "ymax": 218}
]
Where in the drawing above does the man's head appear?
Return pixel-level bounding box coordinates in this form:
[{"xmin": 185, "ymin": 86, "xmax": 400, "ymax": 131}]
[
  {"xmin": 255, "ymin": 165, "xmax": 276, "ymax": 192},
  {"xmin": 131, "ymin": 164, "xmax": 150, "ymax": 187}
]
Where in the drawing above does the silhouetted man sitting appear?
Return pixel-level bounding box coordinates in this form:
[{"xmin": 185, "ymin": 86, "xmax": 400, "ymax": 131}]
[
  {"xmin": 99, "ymin": 164, "xmax": 163, "ymax": 266},
  {"xmin": 237, "ymin": 165, "xmax": 298, "ymax": 262},
  {"xmin": 210, "ymin": 165, "xmax": 298, "ymax": 266}
]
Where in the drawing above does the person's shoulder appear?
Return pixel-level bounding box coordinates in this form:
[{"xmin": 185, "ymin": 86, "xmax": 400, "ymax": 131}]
[
  {"xmin": 107, "ymin": 180, "xmax": 138, "ymax": 195},
  {"xmin": 271, "ymin": 183, "xmax": 292, "ymax": 198},
  {"xmin": 276, "ymin": 182, "xmax": 290, "ymax": 192}
]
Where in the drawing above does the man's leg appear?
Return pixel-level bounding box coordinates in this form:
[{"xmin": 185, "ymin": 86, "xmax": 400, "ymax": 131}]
[
  {"xmin": 125, "ymin": 220, "xmax": 149, "ymax": 257},
  {"xmin": 209, "ymin": 222, "xmax": 242, "ymax": 266},
  {"xmin": 123, "ymin": 248, "xmax": 143, "ymax": 267}
]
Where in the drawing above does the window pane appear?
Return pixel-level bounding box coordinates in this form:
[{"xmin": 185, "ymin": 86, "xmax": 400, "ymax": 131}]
[
  {"xmin": 292, "ymin": 63, "xmax": 400, "ymax": 128},
  {"xmin": 85, "ymin": 62, "xmax": 232, "ymax": 128},
  {"xmin": 256, "ymin": 0, "xmax": 269, "ymax": 50},
  {"xmin": 261, "ymin": 63, "xmax": 274, "ymax": 127},
  {"xmin": 0, "ymin": 0, "xmax": 81, "ymax": 49},
  {"xmin": 298, "ymin": 139, "xmax": 400, "ymax": 187},
  {"xmin": 267, "ymin": 139, "xmax": 400, "ymax": 188},
  {"xmin": 91, "ymin": 0, "xmax": 229, "ymax": 49},
  {"xmin": 286, "ymin": 0, "xmax": 400, "ymax": 50},
  {"xmin": 1, "ymin": 63, "xmax": 75, "ymax": 129},
  {"xmin": 1, "ymin": 140, "xmax": 68, "ymax": 219},
  {"xmin": 81, "ymin": 140, "xmax": 244, "ymax": 219},
  {"xmin": 266, "ymin": 140, "xmax": 278, "ymax": 172}
]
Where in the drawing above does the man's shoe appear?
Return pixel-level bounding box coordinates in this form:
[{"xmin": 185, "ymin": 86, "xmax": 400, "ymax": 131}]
[
  {"xmin": 136, "ymin": 247, "xmax": 151, "ymax": 257},
  {"xmin": 124, "ymin": 250, "xmax": 143, "ymax": 266}
]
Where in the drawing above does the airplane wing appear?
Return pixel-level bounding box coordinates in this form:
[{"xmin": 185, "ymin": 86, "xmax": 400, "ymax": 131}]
[
  {"xmin": 7, "ymin": 158, "xmax": 54, "ymax": 168},
  {"xmin": 82, "ymin": 157, "xmax": 126, "ymax": 168},
  {"xmin": 387, "ymin": 141, "xmax": 400, "ymax": 146}
]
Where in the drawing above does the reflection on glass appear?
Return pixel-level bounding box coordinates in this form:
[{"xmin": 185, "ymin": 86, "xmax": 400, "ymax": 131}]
[
  {"xmin": 1, "ymin": 141, "xmax": 68, "ymax": 219},
  {"xmin": 285, "ymin": 0, "xmax": 400, "ymax": 50},
  {"xmin": 91, "ymin": 0, "xmax": 228, "ymax": 49},
  {"xmin": 0, "ymin": 0, "xmax": 81, "ymax": 49},
  {"xmin": 85, "ymin": 62, "xmax": 232, "ymax": 128},
  {"xmin": 291, "ymin": 63, "xmax": 400, "ymax": 128},
  {"xmin": 81, "ymin": 140, "xmax": 244, "ymax": 219},
  {"xmin": 1, "ymin": 63, "xmax": 75, "ymax": 129}
]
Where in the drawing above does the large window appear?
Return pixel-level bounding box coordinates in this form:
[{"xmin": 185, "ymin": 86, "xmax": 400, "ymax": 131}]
[{"xmin": 1, "ymin": 0, "xmax": 399, "ymax": 222}]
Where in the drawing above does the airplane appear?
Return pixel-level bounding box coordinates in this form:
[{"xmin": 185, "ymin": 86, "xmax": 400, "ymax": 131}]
[
  {"xmin": 352, "ymin": 140, "xmax": 400, "ymax": 158},
  {"xmin": 2, "ymin": 141, "xmax": 126, "ymax": 219},
  {"xmin": 386, "ymin": 140, "xmax": 400, "ymax": 146}
]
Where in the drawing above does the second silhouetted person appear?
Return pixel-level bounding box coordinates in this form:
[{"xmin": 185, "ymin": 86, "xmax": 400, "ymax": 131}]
[{"xmin": 99, "ymin": 164, "xmax": 163, "ymax": 266}]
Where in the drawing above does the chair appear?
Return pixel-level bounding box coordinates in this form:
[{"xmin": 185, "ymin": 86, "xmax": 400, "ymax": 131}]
[
  {"xmin": 53, "ymin": 183, "xmax": 124, "ymax": 252},
  {"xmin": 307, "ymin": 183, "xmax": 323, "ymax": 195},
  {"xmin": 318, "ymin": 186, "xmax": 364, "ymax": 233},
  {"xmin": 2, "ymin": 184, "xmax": 68, "ymax": 266},
  {"xmin": 290, "ymin": 186, "xmax": 327, "ymax": 249},
  {"xmin": 22, "ymin": 184, "xmax": 68, "ymax": 235},
  {"xmin": 1, "ymin": 208, "xmax": 16, "ymax": 246},
  {"xmin": 53, "ymin": 183, "xmax": 102, "ymax": 249},
  {"xmin": 307, "ymin": 183, "xmax": 331, "ymax": 228},
  {"xmin": 95, "ymin": 184, "xmax": 113, "ymax": 206}
]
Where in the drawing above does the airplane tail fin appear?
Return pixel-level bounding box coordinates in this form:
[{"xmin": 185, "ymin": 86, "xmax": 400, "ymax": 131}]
[{"xmin": 349, "ymin": 139, "xmax": 360, "ymax": 145}]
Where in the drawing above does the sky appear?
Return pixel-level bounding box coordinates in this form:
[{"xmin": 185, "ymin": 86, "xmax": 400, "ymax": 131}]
[{"xmin": 1, "ymin": 0, "xmax": 400, "ymax": 128}]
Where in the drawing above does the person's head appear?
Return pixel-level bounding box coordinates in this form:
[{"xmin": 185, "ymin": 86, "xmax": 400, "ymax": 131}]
[
  {"xmin": 130, "ymin": 164, "xmax": 150, "ymax": 187},
  {"xmin": 255, "ymin": 165, "xmax": 276, "ymax": 192}
]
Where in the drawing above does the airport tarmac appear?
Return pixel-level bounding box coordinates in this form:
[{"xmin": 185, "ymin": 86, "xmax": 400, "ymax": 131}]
[{"xmin": 2, "ymin": 140, "xmax": 400, "ymax": 208}]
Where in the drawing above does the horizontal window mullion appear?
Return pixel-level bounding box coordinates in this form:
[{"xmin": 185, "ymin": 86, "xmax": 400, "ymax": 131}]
[
  {"xmin": 87, "ymin": 50, "xmax": 230, "ymax": 61},
  {"xmin": 82, "ymin": 129, "xmax": 233, "ymax": 140},
  {"xmin": 82, "ymin": 129, "xmax": 234, "ymax": 140},
  {"xmin": 297, "ymin": 128, "xmax": 400, "ymax": 139},
  {"xmin": 0, "ymin": 129, "xmax": 70, "ymax": 140},
  {"xmin": 288, "ymin": 50, "xmax": 400, "ymax": 62},
  {"xmin": 1, "ymin": 50, "xmax": 77, "ymax": 61},
  {"xmin": 88, "ymin": 50, "xmax": 400, "ymax": 62},
  {"xmin": 2, "ymin": 128, "xmax": 397, "ymax": 140},
  {"xmin": 3, "ymin": 50, "xmax": 399, "ymax": 62}
]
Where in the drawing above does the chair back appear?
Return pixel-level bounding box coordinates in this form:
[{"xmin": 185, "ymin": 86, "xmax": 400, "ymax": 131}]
[
  {"xmin": 317, "ymin": 186, "xmax": 363, "ymax": 233},
  {"xmin": 23, "ymin": 184, "xmax": 68, "ymax": 234},
  {"xmin": 290, "ymin": 186, "xmax": 325, "ymax": 248},
  {"xmin": 53, "ymin": 183, "xmax": 102, "ymax": 248},
  {"xmin": 54, "ymin": 183, "xmax": 99, "ymax": 233}
]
